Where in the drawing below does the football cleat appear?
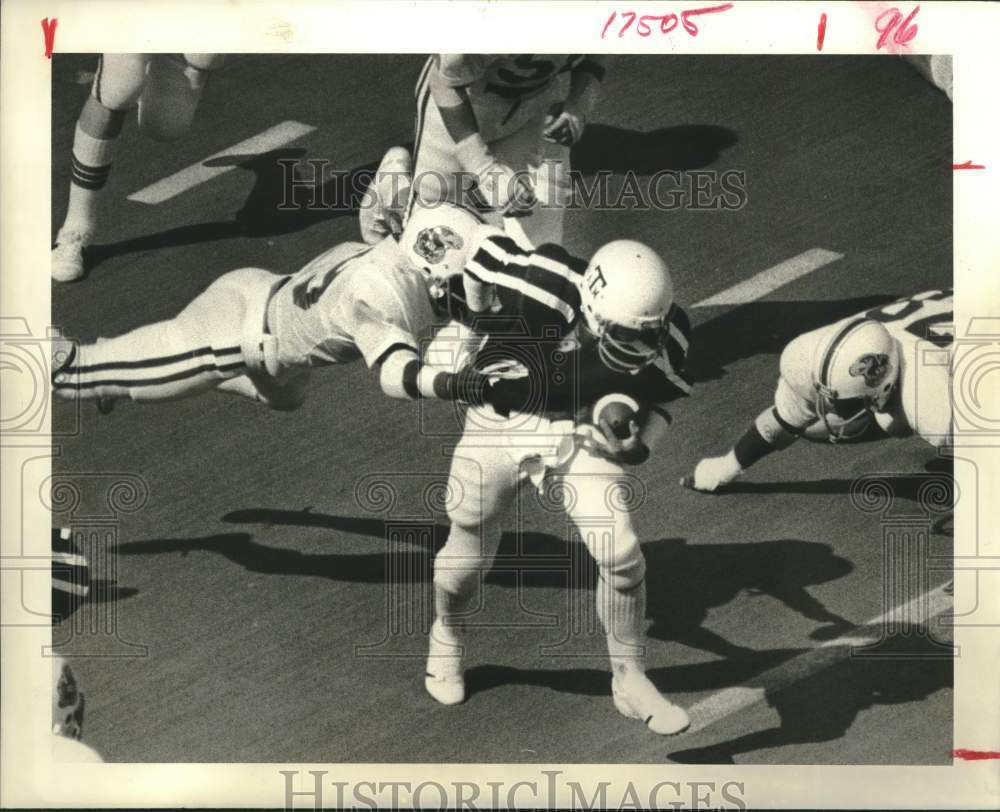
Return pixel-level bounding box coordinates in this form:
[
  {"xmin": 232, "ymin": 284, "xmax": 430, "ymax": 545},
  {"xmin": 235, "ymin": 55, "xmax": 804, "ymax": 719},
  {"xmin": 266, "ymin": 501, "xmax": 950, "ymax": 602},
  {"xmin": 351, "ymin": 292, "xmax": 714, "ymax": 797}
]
[
  {"xmin": 424, "ymin": 620, "xmax": 466, "ymax": 706},
  {"xmin": 52, "ymin": 655, "xmax": 85, "ymax": 740},
  {"xmin": 96, "ymin": 396, "xmax": 116, "ymax": 415},
  {"xmin": 612, "ymin": 669, "xmax": 690, "ymax": 736},
  {"xmin": 682, "ymin": 451, "xmax": 743, "ymax": 493},
  {"xmin": 51, "ymin": 229, "xmax": 92, "ymax": 283},
  {"xmin": 359, "ymin": 145, "xmax": 412, "ymax": 245},
  {"xmin": 50, "ymin": 338, "xmax": 76, "ymax": 383}
]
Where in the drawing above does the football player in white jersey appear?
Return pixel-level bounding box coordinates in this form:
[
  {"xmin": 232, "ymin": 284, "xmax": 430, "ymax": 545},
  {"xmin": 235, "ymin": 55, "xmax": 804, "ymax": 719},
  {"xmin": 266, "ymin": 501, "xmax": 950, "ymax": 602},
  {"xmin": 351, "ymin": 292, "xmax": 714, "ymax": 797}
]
[
  {"xmin": 409, "ymin": 54, "xmax": 607, "ymax": 249},
  {"xmin": 684, "ymin": 289, "xmax": 953, "ymax": 492},
  {"xmin": 52, "ymin": 54, "xmax": 226, "ymax": 283},
  {"xmin": 423, "ymin": 235, "xmax": 694, "ymax": 736},
  {"xmin": 51, "ymin": 203, "xmax": 512, "ymax": 413}
]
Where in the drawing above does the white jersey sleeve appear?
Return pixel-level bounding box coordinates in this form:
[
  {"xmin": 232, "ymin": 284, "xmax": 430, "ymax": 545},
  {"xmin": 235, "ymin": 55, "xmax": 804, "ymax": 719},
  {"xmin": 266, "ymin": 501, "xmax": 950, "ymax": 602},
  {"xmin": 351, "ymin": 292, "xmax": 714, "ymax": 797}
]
[
  {"xmin": 348, "ymin": 271, "xmax": 435, "ymax": 367},
  {"xmin": 774, "ymin": 328, "xmax": 825, "ymax": 431},
  {"xmin": 270, "ymin": 238, "xmax": 436, "ymax": 369}
]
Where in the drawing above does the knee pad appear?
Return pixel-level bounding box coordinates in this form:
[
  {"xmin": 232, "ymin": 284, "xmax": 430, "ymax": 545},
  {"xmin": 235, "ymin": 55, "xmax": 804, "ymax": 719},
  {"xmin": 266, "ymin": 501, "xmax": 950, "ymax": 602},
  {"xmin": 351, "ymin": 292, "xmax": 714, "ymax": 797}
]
[
  {"xmin": 598, "ymin": 546, "xmax": 646, "ymax": 592},
  {"xmin": 433, "ymin": 521, "xmax": 500, "ymax": 596},
  {"xmin": 91, "ymin": 54, "xmax": 150, "ymax": 111},
  {"xmin": 137, "ymin": 55, "xmax": 206, "ymax": 141},
  {"xmin": 445, "ymin": 449, "xmax": 513, "ymax": 531},
  {"xmin": 182, "ymin": 54, "xmax": 227, "ymax": 72}
]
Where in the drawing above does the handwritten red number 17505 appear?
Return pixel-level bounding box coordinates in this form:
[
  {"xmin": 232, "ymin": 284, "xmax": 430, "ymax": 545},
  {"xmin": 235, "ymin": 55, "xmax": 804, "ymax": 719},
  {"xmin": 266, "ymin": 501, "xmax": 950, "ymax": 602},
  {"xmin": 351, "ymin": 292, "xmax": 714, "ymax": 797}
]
[{"xmin": 601, "ymin": 3, "xmax": 734, "ymax": 38}]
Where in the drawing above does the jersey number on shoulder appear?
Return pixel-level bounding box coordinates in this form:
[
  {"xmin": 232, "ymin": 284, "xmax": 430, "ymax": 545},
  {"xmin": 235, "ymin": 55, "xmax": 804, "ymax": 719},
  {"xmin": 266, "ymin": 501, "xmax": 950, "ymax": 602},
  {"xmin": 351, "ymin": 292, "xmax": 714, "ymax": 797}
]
[
  {"xmin": 863, "ymin": 290, "xmax": 953, "ymax": 347},
  {"xmin": 494, "ymin": 55, "xmax": 560, "ymax": 89}
]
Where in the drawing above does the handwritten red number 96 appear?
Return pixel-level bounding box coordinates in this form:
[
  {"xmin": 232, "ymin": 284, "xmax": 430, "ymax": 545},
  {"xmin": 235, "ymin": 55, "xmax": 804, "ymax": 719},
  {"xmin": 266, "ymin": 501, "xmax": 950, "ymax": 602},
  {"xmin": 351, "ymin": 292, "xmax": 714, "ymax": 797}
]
[{"xmin": 875, "ymin": 5, "xmax": 920, "ymax": 50}]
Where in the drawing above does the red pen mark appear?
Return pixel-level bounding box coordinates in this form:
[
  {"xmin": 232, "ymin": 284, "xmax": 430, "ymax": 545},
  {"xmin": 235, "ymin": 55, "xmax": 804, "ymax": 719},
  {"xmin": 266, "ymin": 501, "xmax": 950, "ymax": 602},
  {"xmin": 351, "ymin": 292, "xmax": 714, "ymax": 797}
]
[
  {"xmin": 601, "ymin": 12, "xmax": 618, "ymax": 39},
  {"xmin": 874, "ymin": 5, "xmax": 919, "ymax": 51},
  {"xmin": 954, "ymin": 749, "xmax": 1000, "ymax": 760},
  {"xmin": 601, "ymin": 3, "xmax": 733, "ymax": 38},
  {"xmin": 680, "ymin": 2, "xmax": 733, "ymax": 35},
  {"xmin": 41, "ymin": 17, "xmax": 58, "ymax": 59},
  {"xmin": 817, "ymin": 12, "xmax": 827, "ymax": 50},
  {"xmin": 952, "ymin": 161, "xmax": 986, "ymax": 170}
]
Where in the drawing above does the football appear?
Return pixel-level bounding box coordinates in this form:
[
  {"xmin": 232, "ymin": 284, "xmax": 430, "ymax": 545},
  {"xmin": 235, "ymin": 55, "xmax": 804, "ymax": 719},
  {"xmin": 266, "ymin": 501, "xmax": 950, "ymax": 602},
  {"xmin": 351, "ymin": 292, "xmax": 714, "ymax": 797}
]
[{"xmin": 592, "ymin": 393, "xmax": 641, "ymax": 440}]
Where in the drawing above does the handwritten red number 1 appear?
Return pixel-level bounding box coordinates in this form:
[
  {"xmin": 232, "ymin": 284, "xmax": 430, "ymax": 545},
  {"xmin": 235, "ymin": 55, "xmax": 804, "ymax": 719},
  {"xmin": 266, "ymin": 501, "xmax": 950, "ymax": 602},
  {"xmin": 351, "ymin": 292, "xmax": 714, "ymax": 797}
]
[
  {"xmin": 41, "ymin": 17, "xmax": 58, "ymax": 59},
  {"xmin": 874, "ymin": 5, "xmax": 919, "ymax": 50},
  {"xmin": 817, "ymin": 12, "xmax": 827, "ymax": 50}
]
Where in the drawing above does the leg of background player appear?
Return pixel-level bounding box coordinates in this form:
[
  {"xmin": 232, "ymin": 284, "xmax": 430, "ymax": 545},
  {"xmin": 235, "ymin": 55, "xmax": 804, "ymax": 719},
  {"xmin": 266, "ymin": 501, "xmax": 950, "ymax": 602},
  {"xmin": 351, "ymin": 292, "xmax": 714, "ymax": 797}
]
[
  {"xmin": 137, "ymin": 54, "xmax": 223, "ymax": 141},
  {"xmin": 491, "ymin": 116, "xmax": 571, "ymax": 249},
  {"xmin": 52, "ymin": 54, "xmax": 149, "ymax": 283}
]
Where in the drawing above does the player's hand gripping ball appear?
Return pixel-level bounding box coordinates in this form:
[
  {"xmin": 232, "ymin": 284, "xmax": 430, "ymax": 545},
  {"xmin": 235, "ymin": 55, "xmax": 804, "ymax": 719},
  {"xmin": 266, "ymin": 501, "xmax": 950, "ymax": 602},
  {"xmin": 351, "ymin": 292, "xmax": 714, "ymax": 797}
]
[{"xmin": 591, "ymin": 394, "xmax": 650, "ymax": 464}]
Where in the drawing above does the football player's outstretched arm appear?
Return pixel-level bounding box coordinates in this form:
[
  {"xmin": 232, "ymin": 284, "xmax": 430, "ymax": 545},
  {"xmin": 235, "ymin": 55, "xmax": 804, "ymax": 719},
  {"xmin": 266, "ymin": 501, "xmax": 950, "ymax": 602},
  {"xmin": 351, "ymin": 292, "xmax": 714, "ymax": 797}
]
[
  {"xmin": 683, "ymin": 377, "xmax": 815, "ymax": 493},
  {"xmin": 376, "ymin": 345, "xmax": 508, "ymax": 408}
]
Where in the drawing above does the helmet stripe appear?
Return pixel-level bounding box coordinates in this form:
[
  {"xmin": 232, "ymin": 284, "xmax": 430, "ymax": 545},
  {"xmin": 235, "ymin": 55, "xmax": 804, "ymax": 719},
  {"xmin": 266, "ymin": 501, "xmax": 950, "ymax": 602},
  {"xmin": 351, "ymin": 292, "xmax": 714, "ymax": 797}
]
[{"xmin": 818, "ymin": 317, "xmax": 866, "ymax": 389}]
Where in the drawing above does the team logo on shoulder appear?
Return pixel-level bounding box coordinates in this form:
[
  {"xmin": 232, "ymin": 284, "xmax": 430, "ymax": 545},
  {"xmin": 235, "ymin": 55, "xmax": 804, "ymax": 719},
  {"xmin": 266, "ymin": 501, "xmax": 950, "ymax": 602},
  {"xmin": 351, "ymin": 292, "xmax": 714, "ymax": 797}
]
[
  {"xmin": 849, "ymin": 353, "xmax": 890, "ymax": 387},
  {"xmin": 414, "ymin": 226, "xmax": 463, "ymax": 265}
]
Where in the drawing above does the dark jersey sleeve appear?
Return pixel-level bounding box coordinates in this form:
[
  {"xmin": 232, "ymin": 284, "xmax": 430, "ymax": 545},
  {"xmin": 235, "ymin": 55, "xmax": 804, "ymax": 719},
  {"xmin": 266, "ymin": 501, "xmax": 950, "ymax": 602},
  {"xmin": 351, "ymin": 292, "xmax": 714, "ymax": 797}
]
[
  {"xmin": 656, "ymin": 303, "xmax": 693, "ymax": 396},
  {"xmin": 464, "ymin": 234, "xmax": 585, "ymax": 339}
]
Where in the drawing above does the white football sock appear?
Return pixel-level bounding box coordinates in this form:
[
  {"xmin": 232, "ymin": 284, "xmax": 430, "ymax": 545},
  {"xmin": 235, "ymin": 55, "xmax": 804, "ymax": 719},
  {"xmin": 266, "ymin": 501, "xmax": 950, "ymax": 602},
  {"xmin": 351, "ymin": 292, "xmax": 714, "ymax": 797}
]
[
  {"xmin": 60, "ymin": 123, "xmax": 119, "ymax": 236},
  {"xmin": 598, "ymin": 576, "xmax": 647, "ymax": 677}
]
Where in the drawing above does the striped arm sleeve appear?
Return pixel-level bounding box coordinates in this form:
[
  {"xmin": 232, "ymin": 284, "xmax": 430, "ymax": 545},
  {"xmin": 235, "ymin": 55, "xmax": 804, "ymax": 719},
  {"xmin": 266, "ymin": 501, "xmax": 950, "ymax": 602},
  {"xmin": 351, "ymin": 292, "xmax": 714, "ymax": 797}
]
[
  {"xmin": 465, "ymin": 235, "xmax": 584, "ymax": 325},
  {"xmin": 655, "ymin": 304, "xmax": 694, "ymax": 395}
]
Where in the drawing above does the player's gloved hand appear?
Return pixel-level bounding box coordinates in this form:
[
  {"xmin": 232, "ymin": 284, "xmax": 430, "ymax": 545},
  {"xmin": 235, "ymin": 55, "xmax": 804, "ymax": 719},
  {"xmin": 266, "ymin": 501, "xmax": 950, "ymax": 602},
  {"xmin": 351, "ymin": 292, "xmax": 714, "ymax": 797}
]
[
  {"xmin": 598, "ymin": 418, "xmax": 650, "ymax": 466},
  {"xmin": 478, "ymin": 163, "xmax": 537, "ymax": 217},
  {"xmin": 448, "ymin": 364, "xmax": 524, "ymax": 417},
  {"xmin": 542, "ymin": 101, "xmax": 586, "ymax": 146},
  {"xmin": 454, "ymin": 133, "xmax": 536, "ymax": 217},
  {"xmin": 681, "ymin": 451, "xmax": 743, "ymax": 493}
]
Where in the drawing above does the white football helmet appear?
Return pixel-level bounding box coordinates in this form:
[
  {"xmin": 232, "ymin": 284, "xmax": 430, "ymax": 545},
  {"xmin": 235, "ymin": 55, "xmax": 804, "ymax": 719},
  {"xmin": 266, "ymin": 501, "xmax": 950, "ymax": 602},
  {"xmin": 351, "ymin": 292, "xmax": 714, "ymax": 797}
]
[
  {"xmin": 400, "ymin": 201, "xmax": 485, "ymax": 295},
  {"xmin": 580, "ymin": 240, "xmax": 674, "ymax": 374},
  {"xmin": 812, "ymin": 318, "xmax": 900, "ymax": 441},
  {"xmin": 52, "ymin": 655, "xmax": 85, "ymax": 740}
]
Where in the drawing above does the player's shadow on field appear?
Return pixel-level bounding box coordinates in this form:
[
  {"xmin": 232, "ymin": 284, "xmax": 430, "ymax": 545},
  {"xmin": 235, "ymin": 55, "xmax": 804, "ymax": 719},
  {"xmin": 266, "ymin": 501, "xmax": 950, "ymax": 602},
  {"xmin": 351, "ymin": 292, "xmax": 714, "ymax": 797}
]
[
  {"xmin": 86, "ymin": 147, "xmax": 382, "ymax": 268},
  {"xmin": 643, "ymin": 538, "xmax": 854, "ymax": 656},
  {"xmin": 572, "ymin": 124, "xmax": 738, "ymax": 174},
  {"xmin": 667, "ymin": 631, "xmax": 953, "ymax": 764},
  {"xmin": 121, "ymin": 510, "xmax": 857, "ymax": 695},
  {"xmin": 465, "ymin": 536, "xmax": 857, "ymax": 702},
  {"xmin": 720, "ymin": 469, "xmax": 954, "ymax": 505},
  {"xmin": 117, "ymin": 513, "xmax": 581, "ymax": 592}
]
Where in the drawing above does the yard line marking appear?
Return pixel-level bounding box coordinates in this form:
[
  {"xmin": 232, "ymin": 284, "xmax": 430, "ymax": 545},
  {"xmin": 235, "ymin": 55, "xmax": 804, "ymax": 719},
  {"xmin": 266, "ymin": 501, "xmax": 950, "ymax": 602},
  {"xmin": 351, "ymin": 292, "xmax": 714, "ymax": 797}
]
[
  {"xmin": 684, "ymin": 583, "xmax": 953, "ymax": 734},
  {"xmin": 694, "ymin": 248, "xmax": 845, "ymax": 307},
  {"xmin": 127, "ymin": 120, "xmax": 317, "ymax": 205}
]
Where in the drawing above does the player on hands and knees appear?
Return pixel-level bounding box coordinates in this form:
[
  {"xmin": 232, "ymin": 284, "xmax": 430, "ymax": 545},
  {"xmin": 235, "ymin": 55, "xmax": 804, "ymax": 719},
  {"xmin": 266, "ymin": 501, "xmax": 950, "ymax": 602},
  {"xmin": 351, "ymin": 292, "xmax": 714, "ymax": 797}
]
[
  {"xmin": 424, "ymin": 235, "xmax": 693, "ymax": 735},
  {"xmin": 683, "ymin": 289, "xmax": 954, "ymax": 492},
  {"xmin": 50, "ymin": 202, "xmax": 511, "ymax": 414},
  {"xmin": 52, "ymin": 54, "xmax": 224, "ymax": 282}
]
